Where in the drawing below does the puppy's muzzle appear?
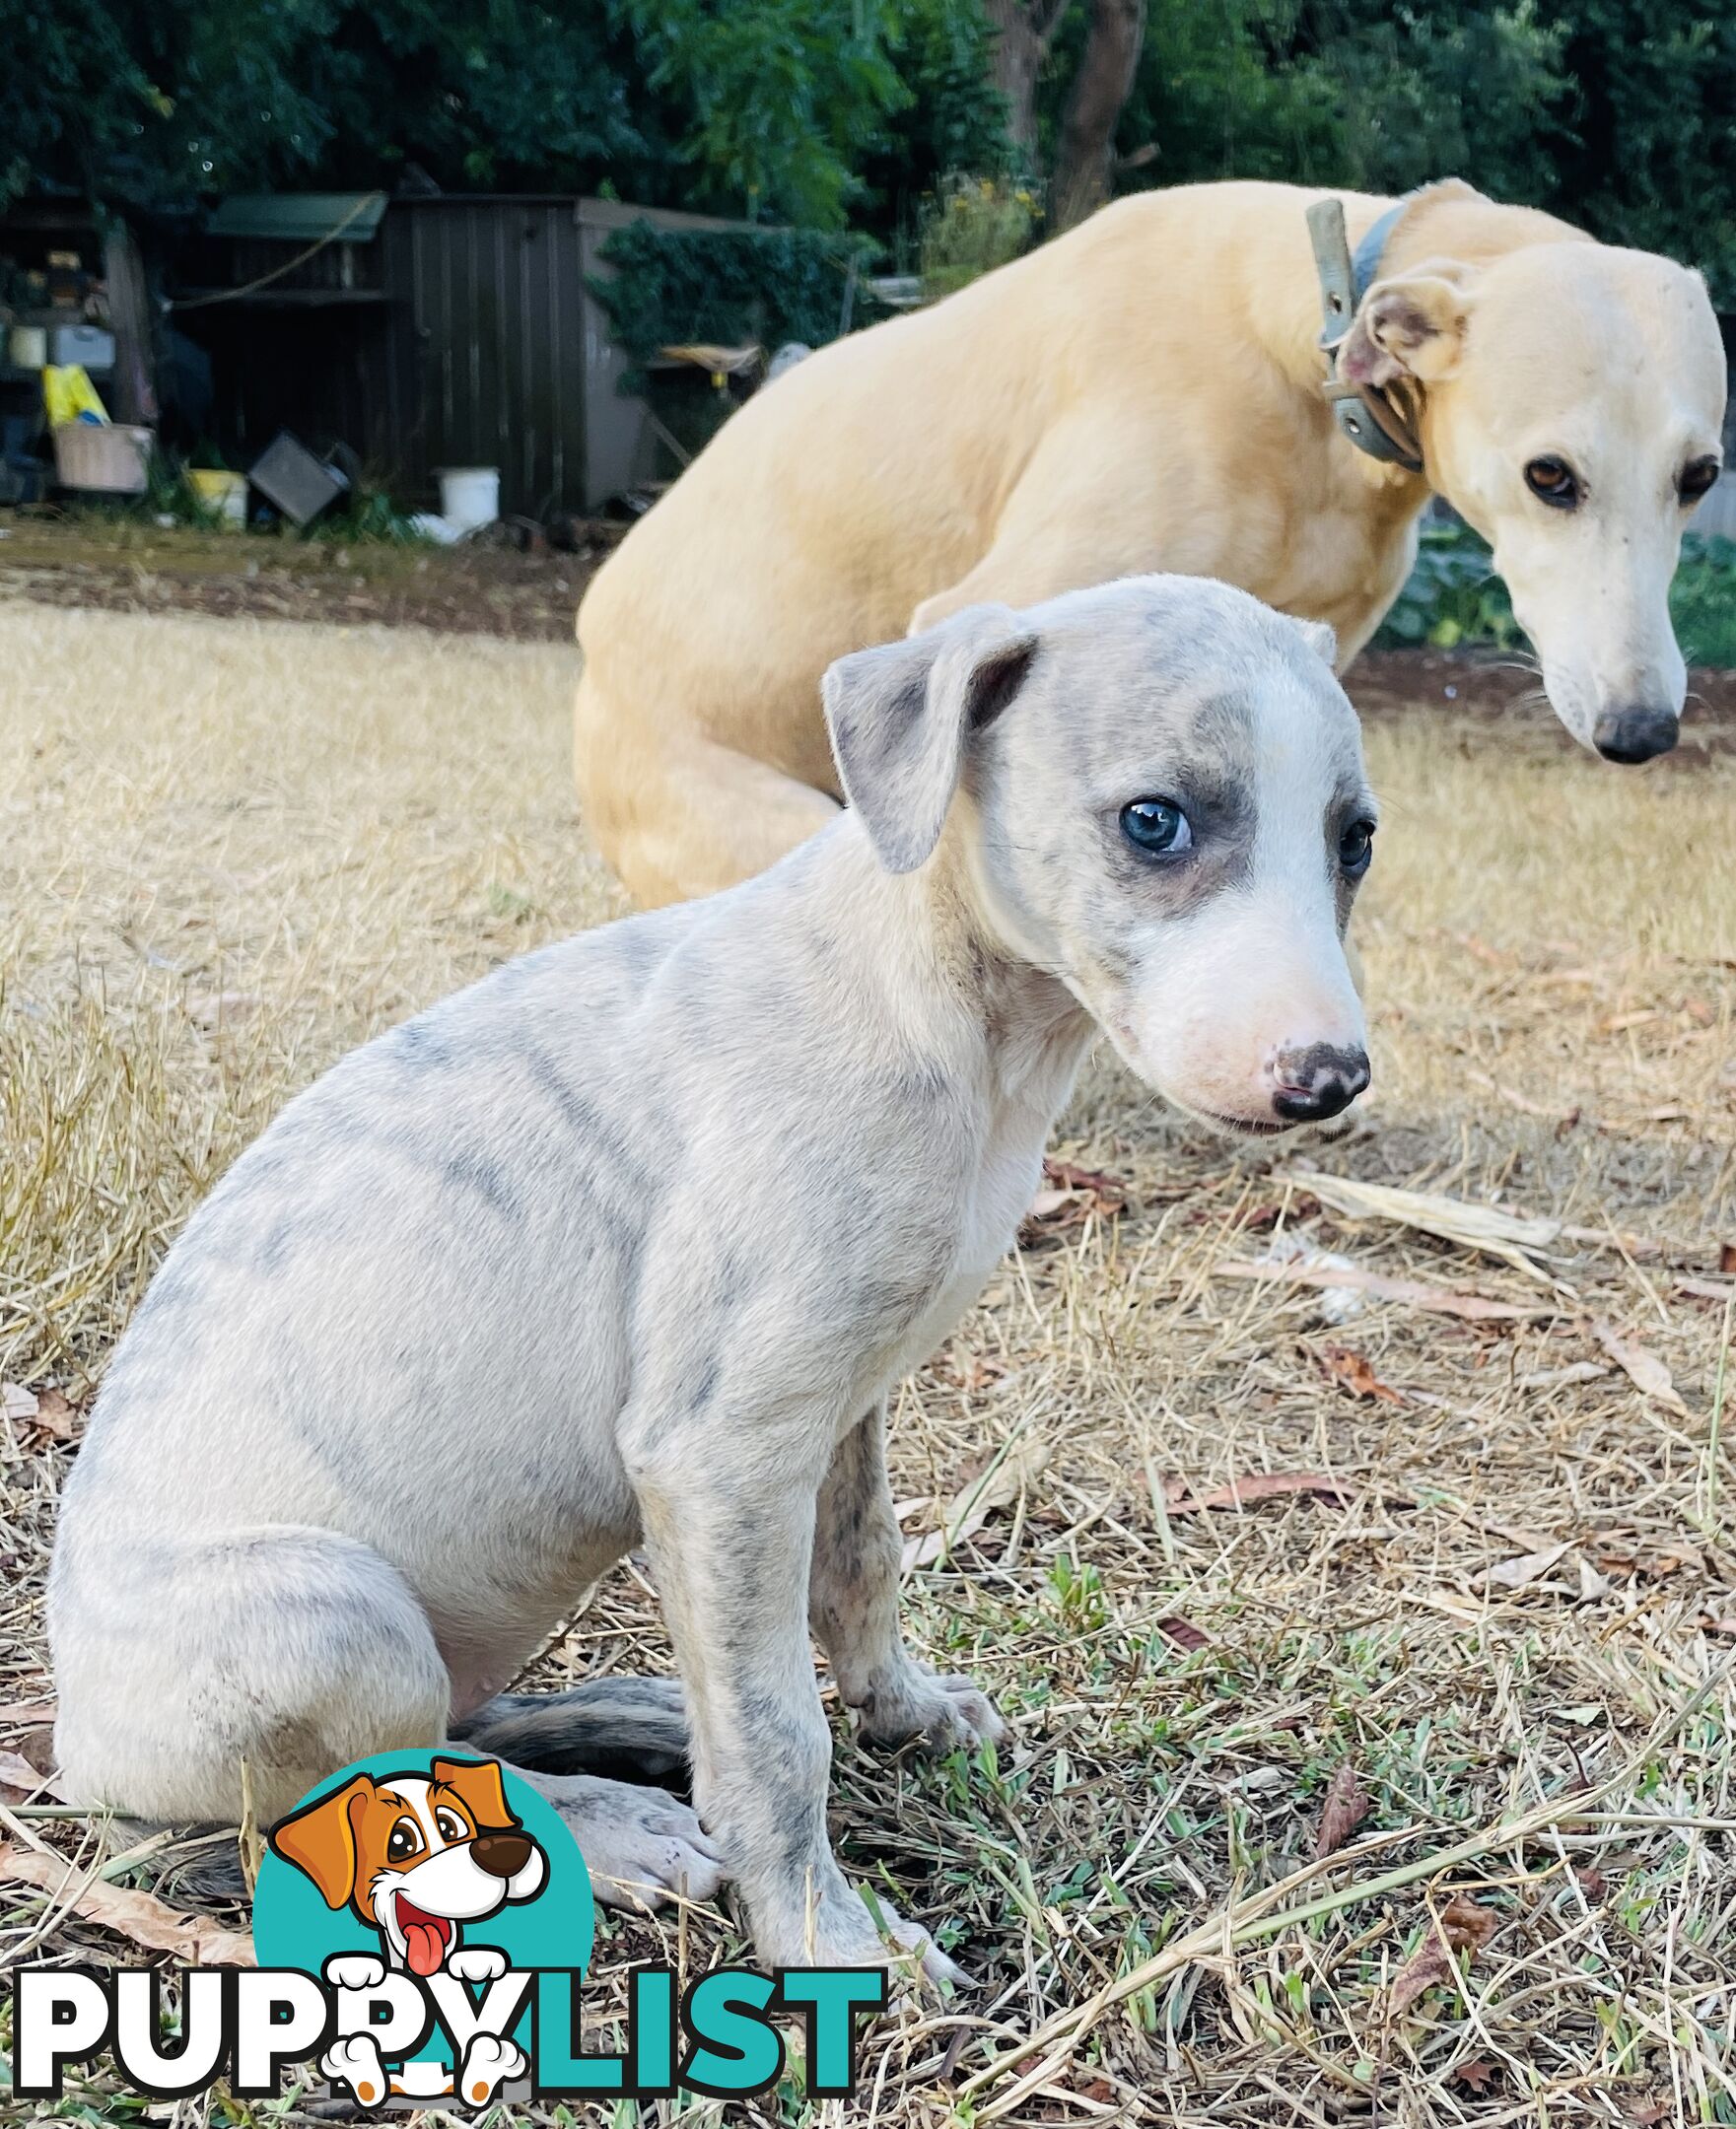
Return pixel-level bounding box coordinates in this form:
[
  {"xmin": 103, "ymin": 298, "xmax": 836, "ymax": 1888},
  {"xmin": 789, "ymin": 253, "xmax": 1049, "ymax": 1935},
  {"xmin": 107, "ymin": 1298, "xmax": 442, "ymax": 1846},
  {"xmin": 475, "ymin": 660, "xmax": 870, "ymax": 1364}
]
[
  {"xmin": 1593, "ymin": 705, "xmax": 1679, "ymax": 765},
  {"xmin": 470, "ymin": 1831, "xmax": 533, "ymax": 1879},
  {"xmin": 1269, "ymin": 1043, "xmax": 1370, "ymax": 1124}
]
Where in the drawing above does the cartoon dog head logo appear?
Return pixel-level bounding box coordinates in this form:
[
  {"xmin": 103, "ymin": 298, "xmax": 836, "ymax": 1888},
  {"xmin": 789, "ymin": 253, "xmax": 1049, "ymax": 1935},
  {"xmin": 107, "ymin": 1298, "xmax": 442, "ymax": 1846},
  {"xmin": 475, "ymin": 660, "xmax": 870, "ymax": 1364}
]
[{"xmin": 269, "ymin": 1755, "xmax": 547, "ymax": 1979}]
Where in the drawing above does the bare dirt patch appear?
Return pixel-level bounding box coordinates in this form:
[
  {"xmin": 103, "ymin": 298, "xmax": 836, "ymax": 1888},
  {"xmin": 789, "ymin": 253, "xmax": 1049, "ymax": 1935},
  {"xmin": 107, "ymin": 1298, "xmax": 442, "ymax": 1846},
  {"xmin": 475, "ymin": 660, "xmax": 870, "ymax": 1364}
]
[{"xmin": 0, "ymin": 509, "xmax": 609, "ymax": 641}]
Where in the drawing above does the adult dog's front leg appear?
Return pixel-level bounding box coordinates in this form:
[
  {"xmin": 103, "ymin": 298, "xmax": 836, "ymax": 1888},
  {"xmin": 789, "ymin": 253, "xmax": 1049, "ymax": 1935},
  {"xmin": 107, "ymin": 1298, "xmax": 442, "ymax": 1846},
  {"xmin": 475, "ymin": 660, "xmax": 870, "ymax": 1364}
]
[
  {"xmin": 810, "ymin": 1405, "xmax": 1005, "ymax": 1753},
  {"xmin": 631, "ymin": 1426, "xmax": 957, "ymax": 1979}
]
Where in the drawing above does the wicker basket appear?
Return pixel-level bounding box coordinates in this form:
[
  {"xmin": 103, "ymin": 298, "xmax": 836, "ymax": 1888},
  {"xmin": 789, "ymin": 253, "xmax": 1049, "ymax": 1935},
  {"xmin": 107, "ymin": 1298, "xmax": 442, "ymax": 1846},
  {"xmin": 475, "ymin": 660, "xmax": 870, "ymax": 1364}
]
[{"xmin": 52, "ymin": 422, "xmax": 153, "ymax": 495}]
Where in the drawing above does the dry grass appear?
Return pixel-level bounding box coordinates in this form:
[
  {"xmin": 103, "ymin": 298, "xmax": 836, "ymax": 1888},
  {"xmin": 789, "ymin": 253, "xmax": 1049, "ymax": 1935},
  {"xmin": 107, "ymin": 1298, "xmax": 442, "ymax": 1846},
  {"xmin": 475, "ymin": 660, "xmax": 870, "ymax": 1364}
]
[{"xmin": 1, "ymin": 600, "xmax": 1734, "ymax": 2127}]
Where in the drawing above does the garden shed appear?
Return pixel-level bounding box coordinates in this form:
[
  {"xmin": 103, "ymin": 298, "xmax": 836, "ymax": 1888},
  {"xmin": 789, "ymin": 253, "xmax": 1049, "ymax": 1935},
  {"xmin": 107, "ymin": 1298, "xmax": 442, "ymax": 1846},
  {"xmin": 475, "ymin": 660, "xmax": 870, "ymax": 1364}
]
[{"xmin": 174, "ymin": 193, "xmax": 753, "ymax": 516}]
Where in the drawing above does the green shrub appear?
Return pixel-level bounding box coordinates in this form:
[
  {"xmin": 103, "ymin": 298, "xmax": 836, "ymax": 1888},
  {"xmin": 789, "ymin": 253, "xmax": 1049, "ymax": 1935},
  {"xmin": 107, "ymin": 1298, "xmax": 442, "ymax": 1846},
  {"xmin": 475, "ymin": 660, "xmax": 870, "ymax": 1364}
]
[
  {"xmin": 1374, "ymin": 521, "xmax": 1519, "ymax": 651},
  {"xmin": 918, "ymin": 173, "xmax": 1038, "ymax": 303},
  {"xmin": 1376, "ymin": 520, "xmax": 1736, "ymax": 669},
  {"xmin": 590, "ymin": 221, "xmax": 878, "ymax": 393}
]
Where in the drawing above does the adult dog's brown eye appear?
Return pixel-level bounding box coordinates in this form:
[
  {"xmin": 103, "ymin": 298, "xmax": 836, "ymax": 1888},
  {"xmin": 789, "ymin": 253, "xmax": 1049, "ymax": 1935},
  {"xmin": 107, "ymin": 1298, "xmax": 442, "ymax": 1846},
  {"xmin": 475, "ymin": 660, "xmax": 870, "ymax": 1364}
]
[
  {"xmin": 386, "ymin": 1818, "xmax": 422, "ymax": 1863},
  {"xmin": 1524, "ymin": 456, "xmax": 1580, "ymax": 510},
  {"xmin": 1680, "ymin": 456, "xmax": 1721, "ymax": 504}
]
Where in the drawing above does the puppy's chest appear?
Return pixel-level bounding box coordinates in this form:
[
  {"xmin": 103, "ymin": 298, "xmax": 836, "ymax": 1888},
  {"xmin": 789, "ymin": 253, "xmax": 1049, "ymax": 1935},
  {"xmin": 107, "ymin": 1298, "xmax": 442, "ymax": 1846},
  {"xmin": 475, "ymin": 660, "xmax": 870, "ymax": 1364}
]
[{"xmin": 878, "ymin": 1133, "xmax": 1044, "ymax": 1384}]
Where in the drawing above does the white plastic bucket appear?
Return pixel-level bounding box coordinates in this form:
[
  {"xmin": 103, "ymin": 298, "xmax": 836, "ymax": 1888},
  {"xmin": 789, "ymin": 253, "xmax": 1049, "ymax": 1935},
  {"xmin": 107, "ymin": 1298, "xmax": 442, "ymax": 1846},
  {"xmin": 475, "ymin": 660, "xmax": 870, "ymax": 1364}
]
[{"xmin": 438, "ymin": 465, "xmax": 500, "ymax": 531}]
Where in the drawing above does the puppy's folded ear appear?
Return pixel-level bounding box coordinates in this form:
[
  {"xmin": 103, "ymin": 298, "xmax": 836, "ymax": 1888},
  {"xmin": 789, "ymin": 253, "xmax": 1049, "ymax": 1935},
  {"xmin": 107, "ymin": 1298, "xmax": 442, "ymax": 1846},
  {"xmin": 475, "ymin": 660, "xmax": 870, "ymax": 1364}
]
[
  {"xmin": 431, "ymin": 1753, "xmax": 517, "ymax": 1831},
  {"xmin": 1340, "ymin": 263, "xmax": 1473, "ymax": 387},
  {"xmin": 822, "ymin": 603, "xmax": 1038, "ymax": 874},
  {"xmin": 268, "ymin": 1774, "xmax": 371, "ymax": 1908}
]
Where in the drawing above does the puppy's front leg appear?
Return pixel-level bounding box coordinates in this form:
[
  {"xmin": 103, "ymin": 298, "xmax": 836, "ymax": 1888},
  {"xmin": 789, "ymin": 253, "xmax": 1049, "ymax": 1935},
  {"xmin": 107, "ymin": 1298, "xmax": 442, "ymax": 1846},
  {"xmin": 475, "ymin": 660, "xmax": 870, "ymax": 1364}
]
[
  {"xmin": 810, "ymin": 1405, "xmax": 1005, "ymax": 1752},
  {"xmin": 631, "ymin": 1428, "xmax": 955, "ymax": 1979}
]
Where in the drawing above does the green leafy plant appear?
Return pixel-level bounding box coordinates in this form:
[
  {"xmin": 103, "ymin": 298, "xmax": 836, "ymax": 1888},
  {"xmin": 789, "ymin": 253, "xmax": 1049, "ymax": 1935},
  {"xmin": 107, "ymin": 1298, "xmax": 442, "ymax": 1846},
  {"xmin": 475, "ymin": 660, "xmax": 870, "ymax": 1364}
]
[
  {"xmin": 918, "ymin": 172, "xmax": 1039, "ymax": 301},
  {"xmin": 1378, "ymin": 519, "xmax": 1736, "ymax": 669},
  {"xmin": 1375, "ymin": 521, "xmax": 1520, "ymax": 651},
  {"xmin": 591, "ymin": 221, "xmax": 878, "ymax": 393}
]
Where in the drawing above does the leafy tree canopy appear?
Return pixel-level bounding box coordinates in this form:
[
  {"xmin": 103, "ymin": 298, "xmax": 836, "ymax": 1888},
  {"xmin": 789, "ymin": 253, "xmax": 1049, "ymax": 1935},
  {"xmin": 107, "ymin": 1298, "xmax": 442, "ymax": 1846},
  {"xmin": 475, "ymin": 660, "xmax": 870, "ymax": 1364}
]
[{"xmin": 2, "ymin": 0, "xmax": 1732, "ymax": 303}]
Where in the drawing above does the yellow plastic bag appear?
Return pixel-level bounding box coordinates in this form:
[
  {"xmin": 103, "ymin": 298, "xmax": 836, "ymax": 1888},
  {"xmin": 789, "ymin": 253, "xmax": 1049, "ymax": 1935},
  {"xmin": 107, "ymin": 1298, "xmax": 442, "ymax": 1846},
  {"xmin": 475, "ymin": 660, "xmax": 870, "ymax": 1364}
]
[{"xmin": 42, "ymin": 364, "xmax": 109, "ymax": 427}]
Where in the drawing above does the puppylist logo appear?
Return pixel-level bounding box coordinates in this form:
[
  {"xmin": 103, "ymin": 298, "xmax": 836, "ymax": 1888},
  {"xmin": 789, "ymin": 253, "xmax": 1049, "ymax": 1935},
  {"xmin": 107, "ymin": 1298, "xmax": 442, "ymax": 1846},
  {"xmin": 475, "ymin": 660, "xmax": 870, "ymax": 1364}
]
[{"xmin": 12, "ymin": 1751, "xmax": 886, "ymax": 2107}]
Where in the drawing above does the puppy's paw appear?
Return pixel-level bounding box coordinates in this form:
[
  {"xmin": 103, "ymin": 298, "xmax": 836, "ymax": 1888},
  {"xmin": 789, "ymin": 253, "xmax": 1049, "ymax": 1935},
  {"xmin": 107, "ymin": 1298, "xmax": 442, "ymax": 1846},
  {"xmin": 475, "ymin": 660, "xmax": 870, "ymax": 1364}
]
[
  {"xmin": 540, "ymin": 1773, "xmax": 727, "ymax": 1911},
  {"xmin": 763, "ymin": 1887, "xmax": 966, "ymax": 1994},
  {"xmin": 457, "ymin": 2032, "xmax": 527, "ymax": 2105},
  {"xmin": 323, "ymin": 1953, "xmax": 387, "ymax": 1991},
  {"xmin": 858, "ymin": 1667, "xmax": 1006, "ymax": 1754},
  {"xmin": 446, "ymin": 1944, "xmax": 509, "ymax": 1983},
  {"xmin": 321, "ymin": 2033, "xmax": 388, "ymax": 2107}
]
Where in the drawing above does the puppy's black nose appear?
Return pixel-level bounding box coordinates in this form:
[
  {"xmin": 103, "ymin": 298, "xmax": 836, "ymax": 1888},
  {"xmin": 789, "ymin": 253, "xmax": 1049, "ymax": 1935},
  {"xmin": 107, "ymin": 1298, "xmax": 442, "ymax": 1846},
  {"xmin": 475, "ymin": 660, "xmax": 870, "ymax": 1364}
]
[
  {"xmin": 1594, "ymin": 706, "xmax": 1679, "ymax": 764},
  {"xmin": 1271, "ymin": 1044, "xmax": 1370, "ymax": 1123},
  {"xmin": 470, "ymin": 1831, "xmax": 532, "ymax": 1879}
]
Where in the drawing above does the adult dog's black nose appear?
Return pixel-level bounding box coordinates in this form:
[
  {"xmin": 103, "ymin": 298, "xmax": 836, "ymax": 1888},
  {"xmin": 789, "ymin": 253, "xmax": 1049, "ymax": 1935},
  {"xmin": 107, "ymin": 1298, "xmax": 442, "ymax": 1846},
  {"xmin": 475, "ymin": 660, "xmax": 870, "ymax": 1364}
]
[
  {"xmin": 471, "ymin": 1831, "xmax": 533, "ymax": 1879},
  {"xmin": 1271, "ymin": 1044, "xmax": 1370, "ymax": 1123},
  {"xmin": 1594, "ymin": 706, "xmax": 1679, "ymax": 764}
]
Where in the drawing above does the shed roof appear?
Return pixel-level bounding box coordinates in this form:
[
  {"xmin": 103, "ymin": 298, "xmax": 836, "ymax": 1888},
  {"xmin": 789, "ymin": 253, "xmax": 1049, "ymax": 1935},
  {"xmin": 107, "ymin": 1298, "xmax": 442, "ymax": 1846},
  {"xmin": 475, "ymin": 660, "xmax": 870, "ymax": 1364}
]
[{"xmin": 206, "ymin": 192, "xmax": 387, "ymax": 243}]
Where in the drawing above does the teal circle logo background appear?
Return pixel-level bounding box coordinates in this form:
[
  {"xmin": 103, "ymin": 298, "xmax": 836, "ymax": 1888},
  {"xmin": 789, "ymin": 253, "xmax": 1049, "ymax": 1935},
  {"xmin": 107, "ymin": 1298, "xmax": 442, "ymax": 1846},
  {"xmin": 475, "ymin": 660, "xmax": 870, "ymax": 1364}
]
[{"xmin": 253, "ymin": 1751, "xmax": 594, "ymax": 1978}]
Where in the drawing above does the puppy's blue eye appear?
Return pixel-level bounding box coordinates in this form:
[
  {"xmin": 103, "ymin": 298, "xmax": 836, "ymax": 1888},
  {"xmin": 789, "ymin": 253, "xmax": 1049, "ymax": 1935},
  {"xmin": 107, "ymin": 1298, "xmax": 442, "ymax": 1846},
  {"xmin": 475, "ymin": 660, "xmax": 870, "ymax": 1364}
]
[
  {"xmin": 1340, "ymin": 818, "xmax": 1375, "ymax": 873},
  {"xmin": 1120, "ymin": 797, "xmax": 1193, "ymax": 857}
]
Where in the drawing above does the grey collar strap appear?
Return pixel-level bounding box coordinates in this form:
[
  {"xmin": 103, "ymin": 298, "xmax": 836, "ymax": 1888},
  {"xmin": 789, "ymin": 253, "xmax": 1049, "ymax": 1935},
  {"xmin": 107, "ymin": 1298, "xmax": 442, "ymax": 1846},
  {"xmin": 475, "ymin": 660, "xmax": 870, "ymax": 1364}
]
[{"xmin": 1306, "ymin": 195, "xmax": 1425, "ymax": 475}]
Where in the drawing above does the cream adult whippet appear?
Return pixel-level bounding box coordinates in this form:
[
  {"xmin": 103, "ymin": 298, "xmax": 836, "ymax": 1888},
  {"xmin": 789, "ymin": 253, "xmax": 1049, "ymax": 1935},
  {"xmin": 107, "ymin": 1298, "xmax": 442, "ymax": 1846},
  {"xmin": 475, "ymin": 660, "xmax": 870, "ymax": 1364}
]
[
  {"xmin": 574, "ymin": 178, "xmax": 1725, "ymax": 908},
  {"xmin": 52, "ymin": 577, "xmax": 1375, "ymax": 1976}
]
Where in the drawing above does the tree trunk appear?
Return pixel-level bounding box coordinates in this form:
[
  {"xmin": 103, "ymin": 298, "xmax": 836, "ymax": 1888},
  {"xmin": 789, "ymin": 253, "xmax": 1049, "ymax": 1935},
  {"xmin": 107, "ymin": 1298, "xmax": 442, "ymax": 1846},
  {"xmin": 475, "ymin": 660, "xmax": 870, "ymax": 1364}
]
[
  {"xmin": 982, "ymin": 0, "xmax": 1068, "ymax": 170},
  {"xmin": 1050, "ymin": 0, "xmax": 1146, "ymax": 232}
]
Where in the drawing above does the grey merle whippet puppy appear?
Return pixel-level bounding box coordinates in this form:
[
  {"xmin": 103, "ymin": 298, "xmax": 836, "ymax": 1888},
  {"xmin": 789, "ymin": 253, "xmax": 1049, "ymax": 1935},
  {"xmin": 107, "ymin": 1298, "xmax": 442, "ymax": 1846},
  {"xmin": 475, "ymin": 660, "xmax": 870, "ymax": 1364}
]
[{"xmin": 50, "ymin": 575, "xmax": 1375, "ymax": 1978}]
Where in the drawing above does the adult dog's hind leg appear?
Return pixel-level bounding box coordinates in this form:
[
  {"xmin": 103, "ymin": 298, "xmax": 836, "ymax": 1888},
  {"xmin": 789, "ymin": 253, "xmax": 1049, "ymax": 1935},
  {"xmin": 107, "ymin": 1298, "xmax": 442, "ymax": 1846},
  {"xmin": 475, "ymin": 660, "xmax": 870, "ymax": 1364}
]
[
  {"xmin": 574, "ymin": 672, "xmax": 839, "ymax": 907},
  {"xmin": 809, "ymin": 1406, "xmax": 1005, "ymax": 1753},
  {"xmin": 453, "ymin": 1676, "xmax": 688, "ymax": 1779}
]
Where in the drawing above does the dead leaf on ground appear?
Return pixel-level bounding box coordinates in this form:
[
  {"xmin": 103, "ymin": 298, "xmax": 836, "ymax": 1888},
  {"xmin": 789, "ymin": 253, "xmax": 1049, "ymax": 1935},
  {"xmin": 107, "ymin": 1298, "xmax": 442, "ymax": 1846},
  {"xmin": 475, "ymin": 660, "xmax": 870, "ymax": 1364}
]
[
  {"xmin": 1215, "ymin": 1257, "xmax": 1547, "ymax": 1323},
  {"xmin": 0, "ymin": 1701, "xmax": 56, "ymax": 1729},
  {"xmin": 1317, "ymin": 1344, "xmax": 1407, "ymax": 1406},
  {"xmin": 1387, "ymin": 1893, "xmax": 1499, "ymax": 2016},
  {"xmin": 1314, "ymin": 1763, "xmax": 1370, "ymax": 1858},
  {"xmin": 1517, "ymin": 1359, "xmax": 1611, "ymax": 1392},
  {"xmin": 1020, "ymin": 1159, "xmax": 1128, "ymax": 1241},
  {"xmin": 1287, "ymin": 1167, "xmax": 1562, "ymax": 1269},
  {"xmin": 1591, "ymin": 1320, "xmax": 1688, "ymax": 1414},
  {"xmin": 1720, "ymin": 1241, "xmax": 1736, "ymax": 1276},
  {"xmin": 1451, "ymin": 2058, "xmax": 1496, "ymax": 2094},
  {"xmin": 1154, "ymin": 1615, "xmax": 1210, "ymax": 1654},
  {"xmin": 930, "ymin": 1345, "xmax": 1008, "ymax": 1393},
  {"xmin": 0, "ymin": 1845, "xmax": 256, "ymax": 1965},
  {"xmin": 1478, "ymin": 1542, "xmax": 1609, "ymax": 1601},
  {"xmin": 0, "ymin": 1751, "xmax": 48, "ymax": 1797},
  {"xmin": 901, "ymin": 1437, "xmax": 1051, "ymax": 1572}
]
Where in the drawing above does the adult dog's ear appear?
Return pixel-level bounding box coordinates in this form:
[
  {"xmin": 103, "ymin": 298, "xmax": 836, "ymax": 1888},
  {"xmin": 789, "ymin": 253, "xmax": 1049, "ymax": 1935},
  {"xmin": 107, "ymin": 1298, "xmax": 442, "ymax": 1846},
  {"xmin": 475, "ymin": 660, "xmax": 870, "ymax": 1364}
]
[
  {"xmin": 269, "ymin": 1774, "xmax": 371, "ymax": 1908},
  {"xmin": 823, "ymin": 604, "xmax": 1037, "ymax": 874},
  {"xmin": 431, "ymin": 1754, "xmax": 517, "ymax": 1831},
  {"xmin": 1341, "ymin": 265, "xmax": 1473, "ymax": 387}
]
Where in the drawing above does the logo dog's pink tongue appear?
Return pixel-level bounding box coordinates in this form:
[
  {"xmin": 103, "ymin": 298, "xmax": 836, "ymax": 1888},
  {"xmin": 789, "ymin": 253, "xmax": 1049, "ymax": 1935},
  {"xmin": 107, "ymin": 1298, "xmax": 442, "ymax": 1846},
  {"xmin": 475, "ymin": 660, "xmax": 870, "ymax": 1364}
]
[{"xmin": 404, "ymin": 1920, "xmax": 446, "ymax": 1976}]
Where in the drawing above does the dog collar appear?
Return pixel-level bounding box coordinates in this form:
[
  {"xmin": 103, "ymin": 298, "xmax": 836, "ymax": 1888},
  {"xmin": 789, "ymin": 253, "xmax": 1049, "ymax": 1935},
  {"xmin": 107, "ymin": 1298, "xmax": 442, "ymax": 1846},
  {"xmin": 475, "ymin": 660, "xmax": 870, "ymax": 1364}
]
[{"xmin": 1306, "ymin": 194, "xmax": 1426, "ymax": 475}]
